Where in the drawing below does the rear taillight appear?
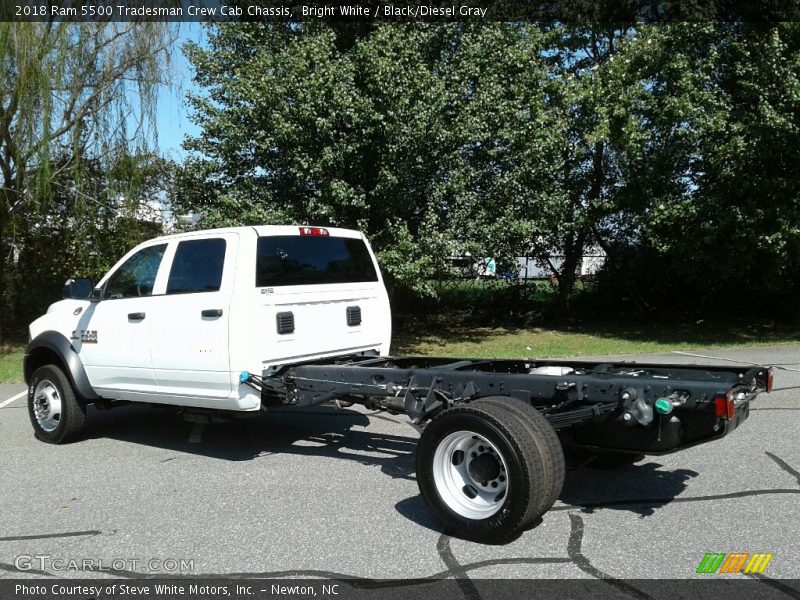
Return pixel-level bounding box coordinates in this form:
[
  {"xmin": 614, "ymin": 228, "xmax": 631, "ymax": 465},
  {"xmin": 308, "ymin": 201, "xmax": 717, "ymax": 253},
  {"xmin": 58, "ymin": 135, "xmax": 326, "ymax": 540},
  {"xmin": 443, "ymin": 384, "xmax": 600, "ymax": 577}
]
[
  {"xmin": 714, "ymin": 390, "xmax": 735, "ymax": 420},
  {"xmin": 299, "ymin": 226, "xmax": 329, "ymax": 236},
  {"xmin": 766, "ymin": 368, "xmax": 774, "ymax": 392}
]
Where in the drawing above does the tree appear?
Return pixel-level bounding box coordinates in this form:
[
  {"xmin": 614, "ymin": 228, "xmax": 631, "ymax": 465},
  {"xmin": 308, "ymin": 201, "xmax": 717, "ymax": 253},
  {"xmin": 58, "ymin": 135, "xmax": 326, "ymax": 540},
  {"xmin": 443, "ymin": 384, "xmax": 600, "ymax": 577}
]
[
  {"xmin": 4, "ymin": 150, "xmax": 173, "ymax": 337},
  {"xmin": 0, "ymin": 22, "xmax": 176, "ymax": 340},
  {"xmin": 601, "ymin": 22, "xmax": 800, "ymax": 313},
  {"xmin": 521, "ymin": 24, "xmax": 638, "ymax": 310},
  {"xmin": 435, "ymin": 24, "xmax": 557, "ymax": 272}
]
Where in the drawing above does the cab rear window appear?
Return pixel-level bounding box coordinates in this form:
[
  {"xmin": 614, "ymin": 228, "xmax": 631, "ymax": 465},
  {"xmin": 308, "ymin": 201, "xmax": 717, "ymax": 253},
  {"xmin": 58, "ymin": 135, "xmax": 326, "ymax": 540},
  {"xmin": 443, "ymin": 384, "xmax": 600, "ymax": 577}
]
[{"xmin": 256, "ymin": 236, "xmax": 378, "ymax": 287}]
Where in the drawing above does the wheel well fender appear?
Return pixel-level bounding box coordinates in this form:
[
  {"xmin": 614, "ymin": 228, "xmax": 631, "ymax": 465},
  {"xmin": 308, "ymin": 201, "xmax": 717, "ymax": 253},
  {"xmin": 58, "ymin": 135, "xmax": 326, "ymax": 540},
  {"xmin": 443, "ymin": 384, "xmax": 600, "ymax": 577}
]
[{"xmin": 24, "ymin": 332, "xmax": 99, "ymax": 401}]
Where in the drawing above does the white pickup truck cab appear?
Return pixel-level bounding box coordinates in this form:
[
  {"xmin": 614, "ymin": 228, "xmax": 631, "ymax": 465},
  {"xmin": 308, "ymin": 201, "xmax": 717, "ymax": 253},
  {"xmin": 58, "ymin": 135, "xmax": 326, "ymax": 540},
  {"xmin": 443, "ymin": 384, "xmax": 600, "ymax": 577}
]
[{"xmin": 25, "ymin": 225, "xmax": 391, "ymax": 442}]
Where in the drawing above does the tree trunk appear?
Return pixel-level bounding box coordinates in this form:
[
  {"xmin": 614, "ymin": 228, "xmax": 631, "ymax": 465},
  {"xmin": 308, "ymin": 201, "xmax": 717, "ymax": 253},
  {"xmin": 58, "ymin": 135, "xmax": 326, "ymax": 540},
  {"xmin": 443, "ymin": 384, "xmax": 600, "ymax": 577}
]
[
  {"xmin": 555, "ymin": 137, "xmax": 605, "ymax": 312},
  {"xmin": 0, "ymin": 186, "xmax": 12, "ymax": 345},
  {"xmin": 0, "ymin": 261, "xmax": 5, "ymax": 344},
  {"xmin": 556, "ymin": 231, "xmax": 587, "ymax": 312}
]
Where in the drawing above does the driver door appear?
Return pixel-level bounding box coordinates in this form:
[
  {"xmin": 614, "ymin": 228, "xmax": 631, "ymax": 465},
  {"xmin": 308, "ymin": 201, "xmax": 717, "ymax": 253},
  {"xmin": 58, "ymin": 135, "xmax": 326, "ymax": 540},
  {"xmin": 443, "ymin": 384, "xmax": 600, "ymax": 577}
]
[{"xmin": 77, "ymin": 243, "xmax": 167, "ymax": 397}]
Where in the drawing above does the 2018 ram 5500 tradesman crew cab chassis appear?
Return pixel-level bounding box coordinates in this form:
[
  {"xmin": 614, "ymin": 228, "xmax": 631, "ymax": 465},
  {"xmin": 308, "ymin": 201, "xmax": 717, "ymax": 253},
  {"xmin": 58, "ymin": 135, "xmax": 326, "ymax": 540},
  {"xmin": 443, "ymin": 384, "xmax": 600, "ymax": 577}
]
[{"xmin": 24, "ymin": 225, "xmax": 773, "ymax": 543}]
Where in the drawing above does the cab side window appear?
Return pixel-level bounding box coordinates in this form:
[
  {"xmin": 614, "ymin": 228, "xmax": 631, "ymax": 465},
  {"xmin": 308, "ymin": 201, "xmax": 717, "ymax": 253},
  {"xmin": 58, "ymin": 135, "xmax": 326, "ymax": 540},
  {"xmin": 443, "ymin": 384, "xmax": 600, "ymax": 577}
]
[
  {"xmin": 166, "ymin": 238, "xmax": 226, "ymax": 295},
  {"xmin": 104, "ymin": 244, "xmax": 167, "ymax": 299}
]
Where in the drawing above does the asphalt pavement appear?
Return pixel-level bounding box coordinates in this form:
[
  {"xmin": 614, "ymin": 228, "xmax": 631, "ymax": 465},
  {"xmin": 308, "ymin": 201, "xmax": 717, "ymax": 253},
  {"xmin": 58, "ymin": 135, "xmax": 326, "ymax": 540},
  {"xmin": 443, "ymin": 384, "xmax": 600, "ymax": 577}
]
[{"xmin": 1, "ymin": 345, "xmax": 798, "ymax": 584}]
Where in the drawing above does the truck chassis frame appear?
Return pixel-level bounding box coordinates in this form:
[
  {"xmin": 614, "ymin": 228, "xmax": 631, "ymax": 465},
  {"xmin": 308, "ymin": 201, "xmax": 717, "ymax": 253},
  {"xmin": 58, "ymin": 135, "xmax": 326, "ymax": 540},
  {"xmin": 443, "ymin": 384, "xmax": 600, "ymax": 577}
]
[{"xmin": 250, "ymin": 354, "xmax": 771, "ymax": 454}]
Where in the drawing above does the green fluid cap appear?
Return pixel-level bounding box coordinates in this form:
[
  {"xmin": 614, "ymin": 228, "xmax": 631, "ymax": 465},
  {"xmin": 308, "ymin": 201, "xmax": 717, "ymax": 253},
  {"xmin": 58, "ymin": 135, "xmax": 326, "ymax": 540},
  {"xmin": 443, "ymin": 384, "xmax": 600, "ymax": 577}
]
[{"xmin": 655, "ymin": 398, "xmax": 673, "ymax": 414}]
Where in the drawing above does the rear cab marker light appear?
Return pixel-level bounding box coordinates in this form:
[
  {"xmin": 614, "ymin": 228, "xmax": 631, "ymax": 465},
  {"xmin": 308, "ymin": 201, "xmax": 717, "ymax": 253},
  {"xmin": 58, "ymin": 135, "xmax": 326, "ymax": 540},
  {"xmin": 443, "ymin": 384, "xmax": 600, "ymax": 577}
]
[{"xmin": 299, "ymin": 227, "xmax": 330, "ymax": 236}]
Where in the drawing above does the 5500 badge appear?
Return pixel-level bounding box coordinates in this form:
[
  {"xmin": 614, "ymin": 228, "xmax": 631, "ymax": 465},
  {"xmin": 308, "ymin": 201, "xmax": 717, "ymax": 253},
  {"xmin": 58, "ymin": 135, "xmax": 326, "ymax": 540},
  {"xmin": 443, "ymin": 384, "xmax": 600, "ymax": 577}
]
[{"xmin": 71, "ymin": 329, "xmax": 98, "ymax": 344}]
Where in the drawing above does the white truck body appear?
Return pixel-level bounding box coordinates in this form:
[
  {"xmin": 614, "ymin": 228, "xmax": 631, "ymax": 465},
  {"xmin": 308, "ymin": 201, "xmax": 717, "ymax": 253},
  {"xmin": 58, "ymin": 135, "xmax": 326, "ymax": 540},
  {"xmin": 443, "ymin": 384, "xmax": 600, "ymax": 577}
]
[{"xmin": 29, "ymin": 226, "xmax": 392, "ymax": 411}]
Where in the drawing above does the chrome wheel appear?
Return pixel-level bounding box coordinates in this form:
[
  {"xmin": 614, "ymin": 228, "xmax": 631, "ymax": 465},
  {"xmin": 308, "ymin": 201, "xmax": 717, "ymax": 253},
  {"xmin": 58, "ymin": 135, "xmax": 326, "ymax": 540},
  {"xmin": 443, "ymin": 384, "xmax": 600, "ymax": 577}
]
[
  {"xmin": 432, "ymin": 431, "xmax": 509, "ymax": 519},
  {"xmin": 32, "ymin": 380, "xmax": 62, "ymax": 433}
]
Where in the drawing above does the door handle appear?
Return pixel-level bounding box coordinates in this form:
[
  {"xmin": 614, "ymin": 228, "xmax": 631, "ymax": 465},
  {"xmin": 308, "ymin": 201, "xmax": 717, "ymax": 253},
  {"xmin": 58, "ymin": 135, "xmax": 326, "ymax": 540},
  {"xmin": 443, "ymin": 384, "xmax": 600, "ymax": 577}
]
[
  {"xmin": 201, "ymin": 309, "xmax": 223, "ymax": 318},
  {"xmin": 128, "ymin": 312, "xmax": 145, "ymax": 321}
]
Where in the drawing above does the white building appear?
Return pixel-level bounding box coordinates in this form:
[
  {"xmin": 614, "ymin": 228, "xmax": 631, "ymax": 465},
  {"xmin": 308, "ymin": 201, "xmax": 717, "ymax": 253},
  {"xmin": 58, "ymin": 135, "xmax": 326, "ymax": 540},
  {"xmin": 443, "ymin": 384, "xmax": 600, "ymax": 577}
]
[{"xmin": 514, "ymin": 246, "xmax": 606, "ymax": 279}]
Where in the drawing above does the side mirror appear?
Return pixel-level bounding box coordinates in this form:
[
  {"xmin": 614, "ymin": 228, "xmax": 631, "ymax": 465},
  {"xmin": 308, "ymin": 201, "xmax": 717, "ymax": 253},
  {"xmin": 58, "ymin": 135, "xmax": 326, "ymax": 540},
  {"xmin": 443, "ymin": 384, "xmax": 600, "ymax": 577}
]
[{"xmin": 62, "ymin": 278, "xmax": 94, "ymax": 300}]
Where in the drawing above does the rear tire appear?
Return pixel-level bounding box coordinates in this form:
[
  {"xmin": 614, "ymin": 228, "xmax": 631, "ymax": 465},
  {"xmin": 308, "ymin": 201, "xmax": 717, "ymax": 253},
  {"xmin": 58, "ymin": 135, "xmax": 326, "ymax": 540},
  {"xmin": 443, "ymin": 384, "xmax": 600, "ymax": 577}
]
[
  {"xmin": 472, "ymin": 397, "xmax": 565, "ymax": 513},
  {"xmin": 28, "ymin": 364, "xmax": 86, "ymax": 444},
  {"xmin": 416, "ymin": 402, "xmax": 553, "ymax": 543}
]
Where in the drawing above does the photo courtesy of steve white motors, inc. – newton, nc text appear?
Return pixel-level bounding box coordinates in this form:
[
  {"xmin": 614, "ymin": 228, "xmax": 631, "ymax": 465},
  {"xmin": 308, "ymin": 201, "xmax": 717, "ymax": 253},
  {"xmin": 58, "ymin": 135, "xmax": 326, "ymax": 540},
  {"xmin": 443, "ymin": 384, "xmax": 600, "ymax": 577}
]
[{"xmin": 14, "ymin": 583, "xmax": 341, "ymax": 597}]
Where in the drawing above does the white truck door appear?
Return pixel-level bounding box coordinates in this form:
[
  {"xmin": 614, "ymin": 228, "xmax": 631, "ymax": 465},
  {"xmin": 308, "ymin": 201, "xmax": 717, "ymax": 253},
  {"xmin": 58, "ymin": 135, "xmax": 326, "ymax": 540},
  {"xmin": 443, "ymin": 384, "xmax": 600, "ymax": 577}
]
[
  {"xmin": 148, "ymin": 234, "xmax": 237, "ymax": 399},
  {"xmin": 78, "ymin": 243, "xmax": 168, "ymax": 395}
]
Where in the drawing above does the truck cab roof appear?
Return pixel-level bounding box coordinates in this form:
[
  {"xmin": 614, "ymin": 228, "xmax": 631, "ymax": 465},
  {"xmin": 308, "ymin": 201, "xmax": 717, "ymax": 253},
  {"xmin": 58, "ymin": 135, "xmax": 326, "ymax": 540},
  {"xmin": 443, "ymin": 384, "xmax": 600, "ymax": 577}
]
[{"xmin": 140, "ymin": 225, "xmax": 366, "ymax": 246}]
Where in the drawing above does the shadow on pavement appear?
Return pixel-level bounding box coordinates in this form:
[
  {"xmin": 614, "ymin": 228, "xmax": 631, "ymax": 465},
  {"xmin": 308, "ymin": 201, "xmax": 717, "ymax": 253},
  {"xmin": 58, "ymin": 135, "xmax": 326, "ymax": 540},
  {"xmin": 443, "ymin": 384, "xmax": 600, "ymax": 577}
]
[
  {"xmin": 84, "ymin": 403, "xmax": 418, "ymax": 481},
  {"xmin": 556, "ymin": 461, "xmax": 699, "ymax": 517},
  {"xmin": 84, "ymin": 403, "xmax": 701, "ymax": 527}
]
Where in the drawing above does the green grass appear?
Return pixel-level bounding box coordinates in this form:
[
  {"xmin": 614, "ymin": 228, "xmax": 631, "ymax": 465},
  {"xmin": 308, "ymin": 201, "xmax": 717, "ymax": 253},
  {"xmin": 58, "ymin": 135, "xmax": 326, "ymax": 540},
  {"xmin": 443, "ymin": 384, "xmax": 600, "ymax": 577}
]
[
  {"xmin": 392, "ymin": 319, "xmax": 800, "ymax": 359},
  {"xmin": 0, "ymin": 345, "xmax": 25, "ymax": 383}
]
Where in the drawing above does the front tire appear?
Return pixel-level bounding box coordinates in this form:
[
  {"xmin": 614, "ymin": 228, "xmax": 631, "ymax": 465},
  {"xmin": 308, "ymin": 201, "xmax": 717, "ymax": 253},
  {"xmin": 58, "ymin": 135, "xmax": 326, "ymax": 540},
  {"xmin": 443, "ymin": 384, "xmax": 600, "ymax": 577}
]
[
  {"xmin": 416, "ymin": 402, "xmax": 552, "ymax": 543},
  {"xmin": 28, "ymin": 364, "xmax": 86, "ymax": 444}
]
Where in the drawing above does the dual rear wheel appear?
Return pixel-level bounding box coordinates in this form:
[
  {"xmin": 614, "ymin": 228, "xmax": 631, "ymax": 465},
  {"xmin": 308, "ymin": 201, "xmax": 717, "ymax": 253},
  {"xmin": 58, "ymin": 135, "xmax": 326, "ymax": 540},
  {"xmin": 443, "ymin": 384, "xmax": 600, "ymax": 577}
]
[{"xmin": 416, "ymin": 397, "xmax": 565, "ymax": 544}]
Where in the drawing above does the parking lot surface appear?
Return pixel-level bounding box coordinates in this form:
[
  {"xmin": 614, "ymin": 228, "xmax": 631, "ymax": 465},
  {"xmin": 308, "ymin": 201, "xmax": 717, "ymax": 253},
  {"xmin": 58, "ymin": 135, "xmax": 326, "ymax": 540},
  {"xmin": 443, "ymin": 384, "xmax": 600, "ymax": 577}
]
[{"xmin": 1, "ymin": 345, "xmax": 799, "ymax": 582}]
